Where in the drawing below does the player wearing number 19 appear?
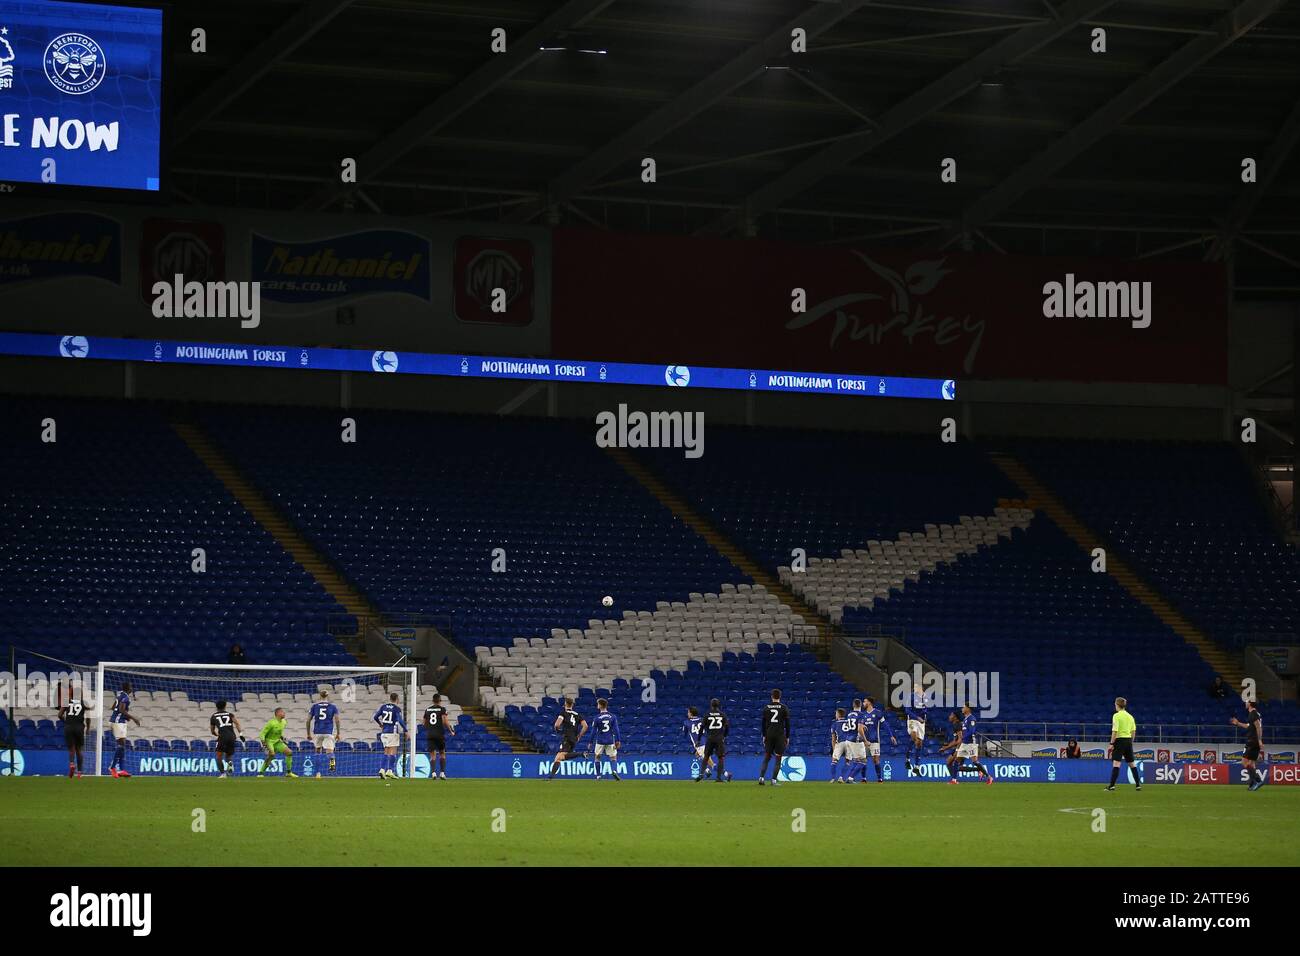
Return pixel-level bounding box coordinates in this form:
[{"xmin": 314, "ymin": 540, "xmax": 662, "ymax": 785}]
[
  {"xmin": 58, "ymin": 695, "xmax": 88, "ymax": 778},
  {"xmin": 258, "ymin": 707, "xmax": 297, "ymax": 778}
]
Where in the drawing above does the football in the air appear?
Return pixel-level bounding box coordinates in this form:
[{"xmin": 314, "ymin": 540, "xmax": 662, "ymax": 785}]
[{"xmin": 601, "ymin": 595, "xmax": 613, "ymax": 607}]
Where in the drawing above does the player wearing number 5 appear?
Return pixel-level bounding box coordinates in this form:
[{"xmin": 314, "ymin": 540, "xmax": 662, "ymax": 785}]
[
  {"xmin": 374, "ymin": 693, "xmax": 409, "ymax": 779},
  {"xmin": 307, "ymin": 690, "xmax": 342, "ymax": 777}
]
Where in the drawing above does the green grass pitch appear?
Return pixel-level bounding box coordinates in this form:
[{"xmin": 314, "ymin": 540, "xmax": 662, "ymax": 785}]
[{"xmin": 2, "ymin": 777, "xmax": 1297, "ymax": 866}]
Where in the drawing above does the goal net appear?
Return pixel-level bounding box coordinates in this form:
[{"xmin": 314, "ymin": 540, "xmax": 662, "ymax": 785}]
[{"xmin": 93, "ymin": 663, "xmax": 417, "ymax": 778}]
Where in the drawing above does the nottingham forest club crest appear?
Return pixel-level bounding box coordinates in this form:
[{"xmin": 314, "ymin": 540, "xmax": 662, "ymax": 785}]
[
  {"xmin": 44, "ymin": 33, "xmax": 106, "ymax": 95},
  {"xmin": 0, "ymin": 28, "xmax": 14, "ymax": 91}
]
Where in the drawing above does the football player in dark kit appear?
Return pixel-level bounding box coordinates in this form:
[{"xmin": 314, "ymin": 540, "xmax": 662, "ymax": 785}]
[
  {"xmin": 548, "ymin": 696, "xmax": 588, "ymax": 778},
  {"xmin": 58, "ymin": 693, "xmax": 89, "ymax": 778},
  {"xmin": 696, "ymin": 698, "xmax": 732, "ymax": 782},
  {"xmin": 1230, "ymin": 700, "xmax": 1266, "ymax": 791},
  {"xmin": 209, "ymin": 699, "xmax": 244, "ymax": 778},
  {"xmin": 423, "ymin": 693, "xmax": 457, "ymax": 780},
  {"xmin": 758, "ymin": 688, "xmax": 790, "ymax": 786}
]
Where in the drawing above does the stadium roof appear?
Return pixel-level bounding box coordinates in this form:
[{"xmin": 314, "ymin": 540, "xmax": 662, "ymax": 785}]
[{"xmin": 167, "ymin": 0, "xmax": 1300, "ymax": 289}]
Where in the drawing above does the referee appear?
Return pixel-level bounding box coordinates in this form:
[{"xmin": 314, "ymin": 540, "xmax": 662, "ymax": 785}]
[{"xmin": 1106, "ymin": 697, "xmax": 1142, "ymax": 791}]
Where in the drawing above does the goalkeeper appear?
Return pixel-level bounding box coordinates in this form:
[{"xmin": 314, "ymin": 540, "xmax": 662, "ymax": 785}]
[{"xmin": 257, "ymin": 707, "xmax": 297, "ymax": 778}]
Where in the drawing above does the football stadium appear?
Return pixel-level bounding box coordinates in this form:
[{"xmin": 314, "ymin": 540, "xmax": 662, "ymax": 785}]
[{"xmin": 1, "ymin": 0, "xmax": 1298, "ymax": 926}]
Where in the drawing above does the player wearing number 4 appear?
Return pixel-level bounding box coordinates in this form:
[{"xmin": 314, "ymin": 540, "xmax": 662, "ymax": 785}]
[
  {"xmin": 374, "ymin": 692, "xmax": 409, "ymax": 779},
  {"xmin": 258, "ymin": 707, "xmax": 297, "ymax": 777},
  {"xmin": 307, "ymin": 690, "xmax": 342, "ymax": 777}
]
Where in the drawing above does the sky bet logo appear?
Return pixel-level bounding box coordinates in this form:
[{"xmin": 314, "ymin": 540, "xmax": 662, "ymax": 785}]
[{"xmin": 50, "ymin": 886, "xmax": 151, "ymax": 936}]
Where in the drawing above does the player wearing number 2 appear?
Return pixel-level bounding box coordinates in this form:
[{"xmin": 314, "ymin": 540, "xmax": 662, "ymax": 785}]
[{"xmin": 758, "ymin": 689, "xmax": 790, "ymax": 786}]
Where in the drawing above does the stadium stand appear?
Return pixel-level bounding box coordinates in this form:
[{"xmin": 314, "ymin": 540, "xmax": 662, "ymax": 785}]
[
  {"xmin": 5, "ymin": 398, "xmax": 1294, "ymax": 757},
  {"xmin": 1012, "ymin": 440, "xmax": 1300, "ymax": 652},
  {"xmin": 0, "ymin": 398, "xmax": 353, "ymax": 666},
  {"xmin": 635, "ymin": 426, "xmax": 1024, "ymax": 572},
  {"xmin": 195, "ymin": 405, "xmax": 749, "ymax": 652}
]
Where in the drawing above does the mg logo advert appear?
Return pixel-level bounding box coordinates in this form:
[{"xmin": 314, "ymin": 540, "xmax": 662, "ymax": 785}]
[{"xmin": 454, "ymin": 236, "xmax": 534, "ymax": 326}]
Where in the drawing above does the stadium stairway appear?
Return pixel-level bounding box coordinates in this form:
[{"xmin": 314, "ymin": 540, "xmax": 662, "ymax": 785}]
[
  {"xmin": 604, "ymin": 447, "xmax": 830, "ymax": 649},
  {"xmin": 171, "ymin": 422, "xmax": 376, "ymax": 664},
  {"xmin": 989, "ymin": 452, "xmax": 1245, "ymax": 686},
  {"xmin": 462, "ymin": 704, "xmax": 533, "ymax": 753}
]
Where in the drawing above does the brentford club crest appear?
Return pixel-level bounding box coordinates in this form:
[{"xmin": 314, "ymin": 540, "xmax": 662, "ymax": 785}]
[{"xmin": 44, "ymin": 32, "xmax": 106, "ymax": 95}]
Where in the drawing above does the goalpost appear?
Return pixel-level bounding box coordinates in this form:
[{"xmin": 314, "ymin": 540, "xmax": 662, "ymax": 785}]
[{"xmin": 94, "ymin": 662, "xmax": 417, "ymax": 778}]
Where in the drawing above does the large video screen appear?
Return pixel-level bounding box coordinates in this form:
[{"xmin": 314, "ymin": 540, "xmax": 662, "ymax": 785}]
[{"xmin": 0, "ymin": 0, "xmax": 163, "ymax": 193}]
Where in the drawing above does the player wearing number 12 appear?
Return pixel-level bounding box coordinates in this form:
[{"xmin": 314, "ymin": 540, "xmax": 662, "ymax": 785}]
[
  {"xmin": 258, "ymin": 707, "xmax": 297, "ymax": 777},
  {"xmin": 210, "ymin": 700, "xmax": 244, "ymax": 777}
]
